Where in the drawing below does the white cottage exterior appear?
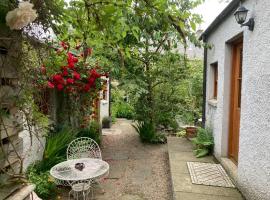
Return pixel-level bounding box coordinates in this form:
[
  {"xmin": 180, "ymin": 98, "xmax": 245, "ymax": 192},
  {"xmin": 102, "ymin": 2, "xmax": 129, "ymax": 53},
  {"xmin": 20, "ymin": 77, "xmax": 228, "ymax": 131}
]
[{"xmin": 201, "ymin": 0, "xmax": 270, "ymax": 199}]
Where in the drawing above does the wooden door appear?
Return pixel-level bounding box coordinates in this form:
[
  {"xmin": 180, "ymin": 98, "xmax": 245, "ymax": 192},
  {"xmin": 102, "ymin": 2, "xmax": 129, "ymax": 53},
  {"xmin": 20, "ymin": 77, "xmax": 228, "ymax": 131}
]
[{"xmin": 229, "ymin": 40, "xmax": 243, "ymax": 164}]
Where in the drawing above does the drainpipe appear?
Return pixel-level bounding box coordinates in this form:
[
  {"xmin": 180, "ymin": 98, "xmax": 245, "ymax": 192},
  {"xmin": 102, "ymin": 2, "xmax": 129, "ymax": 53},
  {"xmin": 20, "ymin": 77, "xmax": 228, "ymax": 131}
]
[{"xmin": 202, "ymin": 35, "xmax": 207, "ymax": 128}]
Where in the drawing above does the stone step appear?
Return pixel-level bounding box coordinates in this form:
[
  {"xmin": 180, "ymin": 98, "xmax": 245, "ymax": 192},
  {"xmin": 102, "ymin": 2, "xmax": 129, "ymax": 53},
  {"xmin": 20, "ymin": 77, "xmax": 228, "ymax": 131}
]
[{"xmin": 5, "ymin": 184, "xmax": 35, "ymax": 200}]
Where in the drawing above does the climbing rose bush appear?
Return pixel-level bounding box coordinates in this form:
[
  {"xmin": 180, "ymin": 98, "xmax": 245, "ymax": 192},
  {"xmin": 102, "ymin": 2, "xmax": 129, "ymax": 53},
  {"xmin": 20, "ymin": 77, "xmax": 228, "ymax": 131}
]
[{"xmin": 38, "ymin": 42, "xmax": 108, "ymax": 94}]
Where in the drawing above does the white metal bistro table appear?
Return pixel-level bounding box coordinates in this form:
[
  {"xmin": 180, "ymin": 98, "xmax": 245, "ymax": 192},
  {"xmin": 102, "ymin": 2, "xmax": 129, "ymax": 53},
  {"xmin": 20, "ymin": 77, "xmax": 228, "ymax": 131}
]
[{"xmin": 50, "ymin": 158, "xmax": 109, "ymax": 185}]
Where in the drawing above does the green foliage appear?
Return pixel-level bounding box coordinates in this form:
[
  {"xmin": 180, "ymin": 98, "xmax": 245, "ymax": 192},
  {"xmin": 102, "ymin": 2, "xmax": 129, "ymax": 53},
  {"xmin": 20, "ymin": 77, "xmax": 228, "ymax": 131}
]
[
  {"xmin": 113, "ymin": 102, "xmax": 134, "ymax": 119},
  {"xmin": 191, "ymin": 127, "xmax": 214, "ymax": 158},
  {"xmin": 0, "ymin": 0, "xmax": 9, "ymax": 25},
  {"xmin": 133, "ymin": 121, "xmax": 167, "ymax": 144},
  {"xmin": 102, "ymin": 116, "xmax": 112, "ymax": 128},
  {"xmin": 123, "ymin": 52, "xmax": 203, "ymax": 129},
  {"xmin": 177, "ymin": 59, "xmax": 203, "ymax": 124},
  {"xmin": 26, "ymin": 127, "xmax": 76, "ymax": 199},
  {"xmin": 176, "ymin": 130, "xmax": 187, "ymax": 138},
  {"xmin": 111, "ymin": 87, "xmax": 135, "ymax": 119},
  {"xmin": 77, "ymin": 120, "xmax": 101, "ymax": 144},
  {"xmin": 41, "ymin": 127, "xmax": 75, "ymax": 172},
  {"xmin": 26, "ymin": 164, "xmax": 56, "ymax": 200}
]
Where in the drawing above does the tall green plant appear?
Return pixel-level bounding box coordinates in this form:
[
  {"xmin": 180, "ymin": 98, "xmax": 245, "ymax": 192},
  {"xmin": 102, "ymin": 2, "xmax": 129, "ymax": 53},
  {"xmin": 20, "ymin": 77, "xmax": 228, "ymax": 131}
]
[
  {"xmin": 133, "ymin": 121, "xmax": 166, "ymax": 144},
  {"xmin": 191, "ymin": 127, "xmax": 214, "ymax": 158},
  {"xmin": 40, "ymin": 127, "xmax": 75, "ymax": 172}
]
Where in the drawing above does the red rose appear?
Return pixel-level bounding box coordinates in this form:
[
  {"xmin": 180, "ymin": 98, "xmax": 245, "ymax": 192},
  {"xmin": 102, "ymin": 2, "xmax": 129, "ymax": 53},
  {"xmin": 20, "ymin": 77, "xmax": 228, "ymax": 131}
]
[
  {"xmin": 68, "ymin": 62, "xmax": 75, "ymax": 69},
  {"xmin": 88, "ymin": 77, "xmax": 96, "ymax": 85},
  {"xmin": 73, "ymin": 57, "xmax": 78, "ymax": 63},
  {"xmin": 73, "ymin": 71, "xmax": 81, "ymax": 80},
  {"xmin": 83, "ymin": 84, "xmax": 91, "ymax": 92},
  {"xmin": 53, "ymin": 74, "xmax": 63, "ymax": 83},
  {"xmin": 57, "ymin": 84, "xmax": 64, "ymax": 91},
  {"xmin": 47, "ymin": 81, "xmax": 55, "ymax": 88},
  {"xmin": 67, "ymin": 78, "xmax": 74, "ymax": 84},
  {"xmin": 90, "ymin": 69, "xmax": 101, "ymax": 78},
  {"xmin": 67, "ymin": 52, "xmax": 78, "ymax": 64},
  {"xmin": 62, "ymin": 70, "xmax": 69, "ymax": 76}
]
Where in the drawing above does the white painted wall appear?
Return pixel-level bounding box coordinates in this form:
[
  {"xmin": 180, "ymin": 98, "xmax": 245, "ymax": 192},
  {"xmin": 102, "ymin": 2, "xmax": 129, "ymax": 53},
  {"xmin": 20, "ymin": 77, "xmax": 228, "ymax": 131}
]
[
  {"xmin": 99, "ymin": 77, "xmax": 110, "ymax": 124},
  {"xmin": 205, "ymin": 0, "xmax": 270, "ymax": 199},
  {"xmin": 19, "ymin": 130, "xmax": 45, "ymax": 171}
]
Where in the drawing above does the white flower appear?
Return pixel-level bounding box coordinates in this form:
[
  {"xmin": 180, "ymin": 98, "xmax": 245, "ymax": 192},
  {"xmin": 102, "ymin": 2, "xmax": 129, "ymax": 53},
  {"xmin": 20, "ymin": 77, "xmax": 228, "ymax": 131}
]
[{"xmin": 6, "ymin": 1, "xmax": 38, "ymax": 30}]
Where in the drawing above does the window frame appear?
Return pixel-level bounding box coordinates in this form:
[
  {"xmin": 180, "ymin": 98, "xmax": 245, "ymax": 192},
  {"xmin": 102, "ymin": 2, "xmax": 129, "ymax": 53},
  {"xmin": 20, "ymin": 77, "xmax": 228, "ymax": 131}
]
[{"xmin": 211, "ymin": 62, "xmax": 218, "ymax": 100}]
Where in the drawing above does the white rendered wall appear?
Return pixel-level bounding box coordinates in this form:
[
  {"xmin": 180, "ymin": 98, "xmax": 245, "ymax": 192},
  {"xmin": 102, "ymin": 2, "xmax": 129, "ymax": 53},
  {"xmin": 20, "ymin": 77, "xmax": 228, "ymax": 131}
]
[
  {"xmin": 205, "ymin": 0, "xmax": 270, "ymax": 199},
  {"xmin": 99, "ymin": 78, "xmax": 110, "ymax": 124}
]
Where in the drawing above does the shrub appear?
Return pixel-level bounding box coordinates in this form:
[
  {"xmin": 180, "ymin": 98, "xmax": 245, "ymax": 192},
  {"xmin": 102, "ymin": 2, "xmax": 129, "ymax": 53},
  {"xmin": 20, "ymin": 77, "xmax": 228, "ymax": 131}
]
[
  {"xmin": 191, "ymin": 127, "xmax": 214, "ymax": 158},
  {"xmin": 102, "ymin": 116, "xmax": 112, "ymax": 128},
  {"xmin": 133, "ymin": 121, "xmax": 166, "ymax": 144},
  {"xmin": 26, "ymin": 163, "xmax": 56, "ymax": 200},
  {"xmin": 77, "ymin": 120, "xmax": 101, "ymax": 144},
  {"xmin": 113, "ymin": 102, "xmax": 134, "ymax": 119}
]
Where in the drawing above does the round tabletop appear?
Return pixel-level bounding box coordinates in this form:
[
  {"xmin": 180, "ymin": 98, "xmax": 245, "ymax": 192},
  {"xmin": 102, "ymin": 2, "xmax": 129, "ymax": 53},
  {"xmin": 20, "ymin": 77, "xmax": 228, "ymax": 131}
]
[{"xmin": 50, "ymin": 158, "xmax": 109, "ymax": 182}]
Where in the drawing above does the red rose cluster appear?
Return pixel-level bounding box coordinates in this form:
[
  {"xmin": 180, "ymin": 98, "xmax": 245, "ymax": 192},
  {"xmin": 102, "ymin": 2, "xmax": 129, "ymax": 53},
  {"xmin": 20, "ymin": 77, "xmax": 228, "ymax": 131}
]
[{"xmin": 40, "ymin": 43, "xmax": 108, "ymax": 94}]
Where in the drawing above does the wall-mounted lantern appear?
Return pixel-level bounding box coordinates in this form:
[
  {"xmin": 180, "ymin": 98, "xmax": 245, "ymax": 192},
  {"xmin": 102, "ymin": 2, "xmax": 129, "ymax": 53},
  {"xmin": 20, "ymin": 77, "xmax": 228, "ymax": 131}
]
[{"xmin": 234, "ymin": 5, "xmax": 254, "ymax": 31}]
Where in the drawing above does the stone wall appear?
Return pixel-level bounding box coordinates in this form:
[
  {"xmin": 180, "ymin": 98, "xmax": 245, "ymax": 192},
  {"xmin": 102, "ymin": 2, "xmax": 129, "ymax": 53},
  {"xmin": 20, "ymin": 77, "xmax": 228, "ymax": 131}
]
[{"xmin": 0, "ymin": 26, "xmax": 46, "ymax": 179}]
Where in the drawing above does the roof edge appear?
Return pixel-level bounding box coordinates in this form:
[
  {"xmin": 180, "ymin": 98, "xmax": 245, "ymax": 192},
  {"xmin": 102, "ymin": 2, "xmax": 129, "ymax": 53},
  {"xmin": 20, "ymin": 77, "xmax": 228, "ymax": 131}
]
[{"xmin": 199, "ymin": 0, "xmax": 242, "ymax": 41}]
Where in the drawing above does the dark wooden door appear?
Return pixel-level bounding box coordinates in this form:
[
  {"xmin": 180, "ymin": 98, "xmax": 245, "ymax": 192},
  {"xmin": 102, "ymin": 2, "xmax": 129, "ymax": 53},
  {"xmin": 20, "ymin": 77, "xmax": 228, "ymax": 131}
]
[{"xmin": 229, "ymin": 40, "xmax": 243, "ymax": 164}]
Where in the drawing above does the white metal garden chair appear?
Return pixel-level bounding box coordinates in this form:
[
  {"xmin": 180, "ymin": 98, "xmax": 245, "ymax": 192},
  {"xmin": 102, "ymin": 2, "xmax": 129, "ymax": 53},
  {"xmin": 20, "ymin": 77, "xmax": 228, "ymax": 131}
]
[
  {"xmin": 69, "ymin": 180, "xmax": 93, "ymax": 200},
  {"xmin": 67, "ymin": 137, "xmax": 103, "ymax": 199},
  {"xmin": 66, "ymin": 137, "xmax": 102, "ymax": 160}
]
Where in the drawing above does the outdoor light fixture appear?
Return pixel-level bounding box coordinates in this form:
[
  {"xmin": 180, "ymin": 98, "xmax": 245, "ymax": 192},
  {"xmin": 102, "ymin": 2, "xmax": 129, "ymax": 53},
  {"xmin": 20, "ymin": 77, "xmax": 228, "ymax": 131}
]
[{"xmin": 234, "ymin": 5, "xmax": 255, "ymax": 31}]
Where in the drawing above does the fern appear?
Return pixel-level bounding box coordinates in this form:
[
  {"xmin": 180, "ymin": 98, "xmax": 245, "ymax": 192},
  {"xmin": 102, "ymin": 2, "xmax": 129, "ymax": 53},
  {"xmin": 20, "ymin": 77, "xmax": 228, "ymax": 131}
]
[
  {"xmin": 133, "ymin": 121, "xmax": 166, "ymax": 144},
  {"xmin": 191, "ymin": 127, "xmax": 214, "ymax": 158}
]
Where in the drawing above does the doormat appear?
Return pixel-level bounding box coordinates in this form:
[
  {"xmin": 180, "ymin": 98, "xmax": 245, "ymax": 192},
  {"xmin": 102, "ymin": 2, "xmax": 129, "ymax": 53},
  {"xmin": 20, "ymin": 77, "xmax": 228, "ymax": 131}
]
[{"xmin": 187, "ymin": 162, "xmax": 235, "ymax": 188}]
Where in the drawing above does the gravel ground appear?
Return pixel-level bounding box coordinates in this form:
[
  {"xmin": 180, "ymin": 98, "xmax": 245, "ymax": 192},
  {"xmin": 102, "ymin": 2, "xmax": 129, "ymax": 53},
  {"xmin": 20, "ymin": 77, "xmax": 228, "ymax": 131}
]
[
  {"xmin": 97, "ymin": 119, "xmax": 173, "ymax": 200},
  {"xmin": 60, "ymin": 118, "xmax": 172, "ymax": 200}
]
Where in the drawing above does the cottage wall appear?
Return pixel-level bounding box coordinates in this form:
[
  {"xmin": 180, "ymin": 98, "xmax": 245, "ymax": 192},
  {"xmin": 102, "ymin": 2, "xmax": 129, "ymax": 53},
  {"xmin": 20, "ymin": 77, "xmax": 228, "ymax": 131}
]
[
  {"xmin": 0, "ymin": 27, "xmax": 46, "ymax": 176},
  {"xmin": 99, "ymin": 77, "xmax": 110, "ymax": 124},
  {"xmin": 205, "ymin": 0, "xmax": 270, "ymax": 199}
]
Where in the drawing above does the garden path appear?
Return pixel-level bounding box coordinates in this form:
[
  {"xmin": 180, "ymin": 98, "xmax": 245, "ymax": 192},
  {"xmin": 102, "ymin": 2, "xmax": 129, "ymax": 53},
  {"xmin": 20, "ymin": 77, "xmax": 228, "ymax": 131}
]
[{"xmin": 95, "ymin": 118, "xmax": 173, "ymax": 200}]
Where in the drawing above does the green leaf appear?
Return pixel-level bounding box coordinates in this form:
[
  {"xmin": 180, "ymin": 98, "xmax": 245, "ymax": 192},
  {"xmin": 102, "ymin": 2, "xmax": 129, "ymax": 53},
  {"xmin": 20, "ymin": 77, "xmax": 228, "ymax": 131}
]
[
  {"xmin": 190, "ymin": 21, "xmax": 197, "ymax": 31},
  {"xmin": 194, "ymin": 149, "xmax": 209, "ymax": 158}
]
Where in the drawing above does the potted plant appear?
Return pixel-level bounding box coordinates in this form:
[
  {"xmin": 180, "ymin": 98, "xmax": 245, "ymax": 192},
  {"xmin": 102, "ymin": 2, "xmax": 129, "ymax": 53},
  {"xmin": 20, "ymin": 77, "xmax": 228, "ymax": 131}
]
[
  {"xmin": 102, "ymin": 116, "xmax": 112, "ymax": 128},
  {"xmin": 185, "ymin": 126, "xmax": 197, "ymax": 139}
]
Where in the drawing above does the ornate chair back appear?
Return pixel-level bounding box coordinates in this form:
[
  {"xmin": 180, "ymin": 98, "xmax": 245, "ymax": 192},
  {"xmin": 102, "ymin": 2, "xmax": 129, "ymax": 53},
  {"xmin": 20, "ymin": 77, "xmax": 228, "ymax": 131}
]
[{"xmin": 67, "ymin": 137, "xmax": 102, "ymax": 160}]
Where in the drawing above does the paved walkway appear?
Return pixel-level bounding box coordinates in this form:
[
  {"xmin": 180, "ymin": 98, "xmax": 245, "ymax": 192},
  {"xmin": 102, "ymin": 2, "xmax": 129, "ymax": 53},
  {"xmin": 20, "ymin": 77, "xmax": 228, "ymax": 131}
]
[
  {"xmin": 167, "ymin": 137, "xmax": 244, "ymax": 200},
  {"xmin": 96, "ymin": 119, "xmax": 173, "ymax": 200}
]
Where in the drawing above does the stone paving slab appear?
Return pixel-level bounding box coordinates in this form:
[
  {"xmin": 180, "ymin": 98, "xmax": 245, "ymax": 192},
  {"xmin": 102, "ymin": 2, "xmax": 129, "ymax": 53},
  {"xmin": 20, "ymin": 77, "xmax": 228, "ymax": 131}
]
[
  {"xmin": 175, "ymin": 192, "xmax": 243, "ymax": 200},
  {"xmin": 167, "ymin": 137, "xmax": 244, "ymax": 200}
]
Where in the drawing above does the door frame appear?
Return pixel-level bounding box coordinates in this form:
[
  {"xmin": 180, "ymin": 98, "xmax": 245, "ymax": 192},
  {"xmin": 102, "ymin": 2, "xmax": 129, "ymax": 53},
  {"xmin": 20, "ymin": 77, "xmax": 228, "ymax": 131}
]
[{"xmin": 228, "ymin": 37, "xmax": 243, "ymax": 164}]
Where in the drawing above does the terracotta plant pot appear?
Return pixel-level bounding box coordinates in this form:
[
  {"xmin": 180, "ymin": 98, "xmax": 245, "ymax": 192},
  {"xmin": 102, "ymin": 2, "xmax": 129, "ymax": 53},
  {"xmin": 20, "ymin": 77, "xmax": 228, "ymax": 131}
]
[{"xmin": 185, "ymin": 126, "xmax": 197, "ymax": 139}]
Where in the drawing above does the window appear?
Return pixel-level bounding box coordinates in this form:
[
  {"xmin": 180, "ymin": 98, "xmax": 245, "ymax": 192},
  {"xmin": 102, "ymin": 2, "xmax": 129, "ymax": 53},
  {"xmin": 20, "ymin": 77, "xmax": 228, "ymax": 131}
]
[{"xmin": 211, "ymin": 62, "xmax": 218, "ymax": 99}]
